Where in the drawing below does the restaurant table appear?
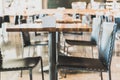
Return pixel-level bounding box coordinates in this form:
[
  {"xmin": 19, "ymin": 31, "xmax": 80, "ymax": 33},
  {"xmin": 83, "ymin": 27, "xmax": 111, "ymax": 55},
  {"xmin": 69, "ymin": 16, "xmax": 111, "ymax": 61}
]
[
  {"xmin": 6, "ymin": 23, "xmax": 92, "ymax": 80},
  {"xmin": 4, "ymin": 9, "xmax": 118, "ymax": 17},
  {"xmin": 34, "ymin": 19, "xmax": 81, "ymax": 24}
]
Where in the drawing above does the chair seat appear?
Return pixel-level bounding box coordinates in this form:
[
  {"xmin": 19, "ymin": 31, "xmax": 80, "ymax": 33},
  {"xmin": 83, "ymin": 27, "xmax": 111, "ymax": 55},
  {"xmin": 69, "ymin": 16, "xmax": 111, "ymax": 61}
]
[
  {"xmin": 24, "ymin": 40, "xmax": 48, "ymax": 47},
  {"xmin": 32, "ymin": 40, "xmax": 48, "ymax": 46},
  {"xmin": 57, "ymin": 55, "xmax": 107, "ymax": 72},
  {"xmin": 66, "ymin": 39, "xmax": 96, "ymax": 46},
  {"xmin": 1, "ymin": 57, "xmax": 41, "ymax": 71},
  {"xmin": 63, "ymin": 32, "xmax": 83, "ymax": 35}
]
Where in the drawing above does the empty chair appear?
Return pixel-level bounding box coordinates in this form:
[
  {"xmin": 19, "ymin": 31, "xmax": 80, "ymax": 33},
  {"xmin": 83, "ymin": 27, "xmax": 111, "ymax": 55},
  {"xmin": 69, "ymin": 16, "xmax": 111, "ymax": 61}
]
[
  {"xmin": 0, "ymin": 17, "xmax": 3, "ymax": 28},
  {"xmin": 22, "ymin": 31, "xmax": 48, "ymax": 57},
  {"xmin": 64, "ymin": 17, "xmax": 101, "ymax": 57},
  {"xmin": 115, "ymin": 17, "xmax": 120, "ymax": 32},
  {"xmin": 0, "ymin": 50, "xmax": 44, "ymax": 80},
  {"xmin": 114, "ymin": 17, "xmax": 120, "ymax": 56},
  {"xmin": 57, "ymin": 22, "xmax": 117, "ymax": 80},
  {"xmin": 20, "ymin": 17, "xmax": 48, "ymax": 57}
]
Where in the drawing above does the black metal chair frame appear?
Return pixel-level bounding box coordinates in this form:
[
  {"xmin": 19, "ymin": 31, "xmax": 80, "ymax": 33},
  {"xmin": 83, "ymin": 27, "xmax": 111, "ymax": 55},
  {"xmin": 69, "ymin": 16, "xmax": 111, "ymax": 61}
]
[
  {"xmin": 0, "ymin": 15, "xmax": 45, "ymax": 80},
  {"xmin": 64, "ymin": 17, "xmax": 101, "ymax": 57},
  {"xmin": 0, "ymin": 50, "xmax": 44, "ymax": 80},
  {"xmin": 115, "ymin": 17, "xmax": 120, "ymax": 56},
  {"xmin": 57, "ymin": 22, "xmax": 117, "ymax": 80},
  {"xmin": 22, "ymin": 31, "xmax": 48, "ymax": 57}
]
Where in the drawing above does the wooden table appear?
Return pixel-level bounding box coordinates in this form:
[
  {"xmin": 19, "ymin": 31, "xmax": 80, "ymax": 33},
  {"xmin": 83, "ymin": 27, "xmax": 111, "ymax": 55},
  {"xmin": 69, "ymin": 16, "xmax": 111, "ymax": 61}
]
[
  {"xmin": 6, "ymin": 23, "xmax": 92, "ymax": 80},
  {"xmin": 38, "ymin": 9, "xmax": 110, "ymax": 15},
  {"xmin": 34, "ymin": 19, "xmax": 81, "ymax": 24},
  {"xmin": 4, "ymin": 9, "xmax": 115, "ymax": 16}
]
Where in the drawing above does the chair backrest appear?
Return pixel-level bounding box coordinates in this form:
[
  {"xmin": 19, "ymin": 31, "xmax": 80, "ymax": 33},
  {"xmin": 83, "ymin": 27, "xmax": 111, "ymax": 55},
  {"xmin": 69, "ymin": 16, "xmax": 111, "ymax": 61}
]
[
  {"xmin": 3, "ymin": 15, "xmax": 10, "ymax": 23},
  {"xmin": 15, "ymin": 15, "xmax": 23, "ymax": 25},
  {"xmin": 22, "ymin": 32, "xmax": 31, "ymax": 47},
  {"xmin": 0, "ymin": 17, "xmax": 3, "ymax": 28},
  {"xmin": 115, "ymin": 17, "xmax": 120, "ymax": 30},
  {"xmin": 91, "ymin": 17, "xmax": 101, "ymax": 44},
  {"xmin": 99, "ymin": 22, "xmax": 117, "ymax": 69}
]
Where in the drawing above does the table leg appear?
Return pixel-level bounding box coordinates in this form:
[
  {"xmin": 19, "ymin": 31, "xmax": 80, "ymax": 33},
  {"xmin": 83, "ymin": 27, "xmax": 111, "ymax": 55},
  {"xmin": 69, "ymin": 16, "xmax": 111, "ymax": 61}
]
[
  {"xmin": 56, "ymin": 32, "xmax": 60, "ymax": 54},
  {"xmin": 48, "ymin": 32, "xmax": 57, "ymax": 80}
]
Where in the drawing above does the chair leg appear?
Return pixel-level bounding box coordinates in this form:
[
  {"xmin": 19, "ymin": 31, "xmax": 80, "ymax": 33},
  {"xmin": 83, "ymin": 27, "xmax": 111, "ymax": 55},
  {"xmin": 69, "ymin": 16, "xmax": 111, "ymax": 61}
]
[
  {"xmin": 66, "ymin": 46, "xmax": 69, "ymax": 55},
  {"xmin": 20, "ymin": 70, "xmax": 23, "ymax": 77},
  {"xmin": 40, "ymin": 57, "xmax": 44, "ymax": 80},
  {"xmin": 63, "ymin": 42, "xmax": 66, "ymax": 53},
  {"xmin": 28, "ymin": 46, "xmax": 31, "ymax": 56},
  {"xmin": 100, "ymin": 72, "xmax": 103, "ymax": 80},
  {"xmin": 20, "ymin": 44, "xmax": 25, "ymax": 78},
  {"xmin": 0, "ymin": 72, "xmax": 1, "ymax": 80},
  {"xmin": 63, "ymin": 42, "xmax": 68, "ymax": 55},
  {"xmin": 63, "ymin": 69, "xmax": 67, "ymax": 78},
  {"xmin": 29, "ymin": 69, "xmax": 33, "ymax": 80},
  {"xmin": 58, "ymin": 69, "xmax": 67, "ymax": 79},
  {"xmin": 108, "ymin": 69, "xmax": 112, "ymax": 80},
  {"xmin": 22, "ymin": 46, "xmax": 24, "ymax": 58},
  {"xmin": 91, "ymin": 46, "xmax": 94, "ymax": 58}
]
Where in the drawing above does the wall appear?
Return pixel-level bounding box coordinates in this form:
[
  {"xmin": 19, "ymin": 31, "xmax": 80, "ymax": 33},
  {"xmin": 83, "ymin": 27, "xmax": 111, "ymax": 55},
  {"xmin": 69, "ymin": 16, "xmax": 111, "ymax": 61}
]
[
  {"xmin": 47, "ymin": 0, "xmax": 104, "ymax": 8},
  {"xmin": 0, "ymin": 0, "xmax": 3, "ymax": 16}
]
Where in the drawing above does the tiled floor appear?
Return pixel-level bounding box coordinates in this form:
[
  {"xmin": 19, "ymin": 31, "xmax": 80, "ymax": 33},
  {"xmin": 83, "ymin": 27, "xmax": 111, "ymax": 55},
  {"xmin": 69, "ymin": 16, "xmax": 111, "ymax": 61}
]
[{"xmin": 1, "ymin": 31, "xmax": 120, "ymax": 80}]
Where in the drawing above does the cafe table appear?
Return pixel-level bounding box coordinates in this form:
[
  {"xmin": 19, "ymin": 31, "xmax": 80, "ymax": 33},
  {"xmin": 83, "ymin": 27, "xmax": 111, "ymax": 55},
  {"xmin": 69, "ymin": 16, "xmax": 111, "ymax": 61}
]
[
  {"xmin": 34, "ymin": 19, "xmax": 81, "ymax": 24},
  {"xmin": 6, "ymin": 23, "xmax": 92, "ymax": 80}
]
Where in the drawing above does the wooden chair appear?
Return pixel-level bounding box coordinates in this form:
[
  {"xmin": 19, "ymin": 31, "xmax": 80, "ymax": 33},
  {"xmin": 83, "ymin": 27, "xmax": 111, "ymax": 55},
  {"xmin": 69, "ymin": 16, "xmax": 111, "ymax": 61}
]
[{"xmin": 57, "ymin": 22, "xmax": 117, "ymax": 80}]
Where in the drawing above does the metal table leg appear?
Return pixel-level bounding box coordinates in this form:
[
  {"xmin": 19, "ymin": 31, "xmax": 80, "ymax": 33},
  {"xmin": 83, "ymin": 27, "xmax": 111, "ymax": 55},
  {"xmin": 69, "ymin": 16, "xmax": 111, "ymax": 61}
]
[{"xmin": 48, "ymin": 32, "xmax": 57, "ymax": 80}]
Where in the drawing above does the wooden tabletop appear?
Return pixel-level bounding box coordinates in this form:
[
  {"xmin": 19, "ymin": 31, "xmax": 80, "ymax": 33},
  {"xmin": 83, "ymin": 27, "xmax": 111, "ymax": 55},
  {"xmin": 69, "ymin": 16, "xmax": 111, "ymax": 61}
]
[
  {"xmin": 34, "ymin": 19, "xmax": 81, "ymax": 24},
  {"xmin": 6, "ymin": 23, "xmax": 92, "ymax": 32},
  {"xmin": 4, "ymin": 9, "xmax": 112, "ymax": 16},
  {"xmin": 38, "ymin": 9, "xmax": 110, "ymax": 15}
]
